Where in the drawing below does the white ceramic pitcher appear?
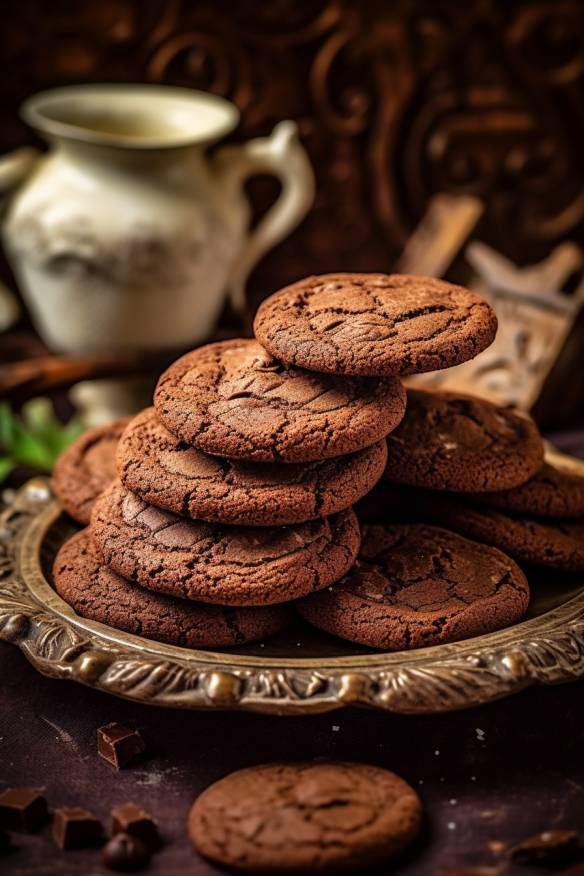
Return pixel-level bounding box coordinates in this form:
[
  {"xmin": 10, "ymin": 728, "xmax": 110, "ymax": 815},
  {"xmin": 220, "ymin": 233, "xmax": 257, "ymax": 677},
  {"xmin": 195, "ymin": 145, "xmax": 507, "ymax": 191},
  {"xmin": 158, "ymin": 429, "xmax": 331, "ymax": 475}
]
[
  {"xmin": 0, "ymin": 84, "xmax": 314, "ymax": 419},
  {"xmin": 1, "ymin": 84, "xmax": 315, "ymax": 349}
]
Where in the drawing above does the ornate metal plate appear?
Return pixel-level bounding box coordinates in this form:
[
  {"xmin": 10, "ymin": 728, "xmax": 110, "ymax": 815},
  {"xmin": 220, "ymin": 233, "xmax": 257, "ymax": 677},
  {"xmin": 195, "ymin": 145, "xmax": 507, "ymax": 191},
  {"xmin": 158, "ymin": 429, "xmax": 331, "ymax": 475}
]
[{"xmin": 1, "ymin": 453, "xmax": 584, "ymax": 715}]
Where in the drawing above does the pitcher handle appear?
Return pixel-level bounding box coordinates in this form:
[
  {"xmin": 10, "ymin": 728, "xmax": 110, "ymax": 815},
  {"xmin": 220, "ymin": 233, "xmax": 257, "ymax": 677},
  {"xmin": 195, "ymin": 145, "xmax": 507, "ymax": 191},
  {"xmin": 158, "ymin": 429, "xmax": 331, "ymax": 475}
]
[
  {"xmin": 0, "ymin": 147, "xmax": 41, "ymax": 330},
  {"xmin": 0, "ymin": 147, "xmax": 40, "ymax": 197},
  {"xmin": 213, "ymin": 121, "xmax": 314, "ymax": 314}
]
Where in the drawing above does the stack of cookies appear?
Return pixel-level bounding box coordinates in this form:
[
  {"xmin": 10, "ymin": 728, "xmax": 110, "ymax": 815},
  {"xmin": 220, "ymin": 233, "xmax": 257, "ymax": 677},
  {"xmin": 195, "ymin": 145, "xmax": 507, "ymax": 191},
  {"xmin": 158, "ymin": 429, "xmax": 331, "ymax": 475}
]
[
  {"xmin": 53, "ymin": 272, "xmax": 563, "ymax": 652},
  {"xmin": 359, "ymin": 387, "xmax": 584, "ymax": 574}
]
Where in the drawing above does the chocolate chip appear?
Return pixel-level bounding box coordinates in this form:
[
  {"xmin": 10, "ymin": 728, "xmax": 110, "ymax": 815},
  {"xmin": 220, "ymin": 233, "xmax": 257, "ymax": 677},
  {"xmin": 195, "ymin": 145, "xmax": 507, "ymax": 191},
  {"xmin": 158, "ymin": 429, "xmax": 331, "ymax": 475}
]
[
  {"xmin": 0, "ymin": 788, "xmax": 48, "ymax": 832},
  {"xmin": 97, "ymin": 723, "xmax": 146, "ymax": 769},
  {"xmin": 509, "ymin": 829, "xmax": 582, "ymax": 866},
  {"xmin": 52, "ymin": 806, "xmax": 103, "ymax": 850},
  {"xmin": 101, "ymin": 832, "xmax": 149, "ymax": 871},
  {"xmin": 112, "ymin": 802, "xmax": 161, "ymax": 852}
]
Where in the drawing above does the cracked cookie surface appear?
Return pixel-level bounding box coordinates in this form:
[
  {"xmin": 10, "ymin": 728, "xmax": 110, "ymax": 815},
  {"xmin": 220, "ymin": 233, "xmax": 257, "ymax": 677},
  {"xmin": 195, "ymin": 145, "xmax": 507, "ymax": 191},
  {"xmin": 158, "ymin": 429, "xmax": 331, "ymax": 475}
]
[
  {"xmin": 52, "ymin": 417, "xmax": 130, "ymax": 524},
  {"xmin": 470, "ymin": 462, "xmax": 584, "ymax": 518},
  {"xmin": 298, "ymin": 524, "xmax": 529, "ymax": 650},
  {"xmin": 188, "ymin": 761, "xmax": 422, "ymax": 873},
  {"xmin": 253, "ymin": 273, "xmax": 497, "ymax": 377},
  {"xmin": 117, "ymin": 408, "xmax": 387, "ymax": 525},
  {"xmin": 383, "ymin": 389, "xmax": 544, "ymax": 492},
  {"xmin": 90, "ymin": 481, "xmax": 361, "ymax": 606},
  {"xmin": 53, "ymin": 530, "xmax": 291, "ymax": 648},
  {"xmin": 153, "ymin": 339, "xmax": 406, "ymax": 463},
  {"xmin": 418, "ymin": 495, "xmax": 584, "ymax": 572}
]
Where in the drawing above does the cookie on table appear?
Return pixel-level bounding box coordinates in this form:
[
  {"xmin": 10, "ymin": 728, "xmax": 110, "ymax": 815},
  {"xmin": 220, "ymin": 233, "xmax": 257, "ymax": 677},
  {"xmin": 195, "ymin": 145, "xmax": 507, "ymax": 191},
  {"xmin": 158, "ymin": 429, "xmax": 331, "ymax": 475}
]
[
  {"xmin": 298, "ymin": 524, "xmax": 529, "ymax": 650},
  {"xmin": 470, "ymin": 462, "xmax": 584, "ymax": 518},
  {"xmin": 383, "ymin": 389, "xmax": 544, "ymax": 492},
  {"xmin": 253, "ymin": 273, "xmax": 497, "ymax": 377},
  {"xmin": 91, "ymin": 481, "xmax": 361, "ymax": 606},
  {"xmin": 52, "ymin": 418, "xmax": 130, "ymax": 524},
  {"xmin": 188, "ymin": 761, "xmax": 422, "ymax": 873},
  {"xmin": 53, "ymin": 531, "xmax": 291, "ymax": 648},
  {"xmin": 153, "ymin": 339, "xmax": 406, "ymax": 463},
  {"xmin": 117, "ymin": 408, "xmax": 387, "ymax": 526},
  {"xmin": 421, "ymin": 497, "xmax": 584, "ymax": 572}
]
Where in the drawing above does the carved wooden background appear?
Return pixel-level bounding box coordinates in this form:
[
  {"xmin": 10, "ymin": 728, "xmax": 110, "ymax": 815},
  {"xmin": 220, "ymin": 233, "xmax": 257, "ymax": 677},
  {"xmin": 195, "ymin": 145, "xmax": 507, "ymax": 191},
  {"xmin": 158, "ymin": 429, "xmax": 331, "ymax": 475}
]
[{"xmin": 1, "ymin": 0, "xmax": 583, "ymax": 309}]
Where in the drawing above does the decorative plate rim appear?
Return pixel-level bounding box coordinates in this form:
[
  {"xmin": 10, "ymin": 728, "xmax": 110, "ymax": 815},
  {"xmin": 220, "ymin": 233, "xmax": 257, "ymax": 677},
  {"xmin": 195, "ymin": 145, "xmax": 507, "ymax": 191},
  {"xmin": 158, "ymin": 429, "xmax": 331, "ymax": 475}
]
[{"xmin": 1, "ymin": 454, "xmax": 584, "ymax": 715}]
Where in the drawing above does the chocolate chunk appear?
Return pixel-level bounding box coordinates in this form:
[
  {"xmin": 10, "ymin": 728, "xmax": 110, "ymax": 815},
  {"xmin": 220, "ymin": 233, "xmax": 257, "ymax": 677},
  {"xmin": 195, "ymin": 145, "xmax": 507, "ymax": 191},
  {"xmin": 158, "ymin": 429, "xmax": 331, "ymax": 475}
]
[
  {"xmin": 101, "ymin": 832, "xmax": 149, "ymax": 871},
  {"xmin": 97, "ymin": 723, "xmax": 146, "ymax": 769},
  {"xmin": 0, "ymin": 788, "xmax": 48, "ymax": 832},
  {"xmin": 52, "ymin": 807, "xmax": 103, "ymax": 849},
  {"xmin": 510, "ymin": 829, "xmax": 581, "ymax": 866},
  {"xmin": 112, "ymin": 802, "xmax": 161, "ymax": 852}
]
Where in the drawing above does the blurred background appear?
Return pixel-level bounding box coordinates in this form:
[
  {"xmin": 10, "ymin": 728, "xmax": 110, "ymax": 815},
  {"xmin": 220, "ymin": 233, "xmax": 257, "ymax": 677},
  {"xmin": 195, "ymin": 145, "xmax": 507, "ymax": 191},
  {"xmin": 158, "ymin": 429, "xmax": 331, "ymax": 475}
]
[{"xmin": 1, "ymin": 0, "xmax": 583, "ymax": 480}]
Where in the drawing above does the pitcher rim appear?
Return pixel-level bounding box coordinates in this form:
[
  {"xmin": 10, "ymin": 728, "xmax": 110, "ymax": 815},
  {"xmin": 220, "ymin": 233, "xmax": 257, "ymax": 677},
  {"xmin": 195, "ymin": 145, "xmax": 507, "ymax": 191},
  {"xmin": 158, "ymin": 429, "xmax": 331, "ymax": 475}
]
[{"xmin": 20, "ymin": 83, "xmax": 240, "ymax": 150}]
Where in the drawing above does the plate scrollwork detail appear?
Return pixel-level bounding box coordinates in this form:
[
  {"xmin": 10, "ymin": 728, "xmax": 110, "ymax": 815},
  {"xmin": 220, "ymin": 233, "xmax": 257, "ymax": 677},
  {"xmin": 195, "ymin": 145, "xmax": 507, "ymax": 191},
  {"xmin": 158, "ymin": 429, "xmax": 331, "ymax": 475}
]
[{"xmin": 1, "ymin": 473, "xmax": 584, "ymax": 715}]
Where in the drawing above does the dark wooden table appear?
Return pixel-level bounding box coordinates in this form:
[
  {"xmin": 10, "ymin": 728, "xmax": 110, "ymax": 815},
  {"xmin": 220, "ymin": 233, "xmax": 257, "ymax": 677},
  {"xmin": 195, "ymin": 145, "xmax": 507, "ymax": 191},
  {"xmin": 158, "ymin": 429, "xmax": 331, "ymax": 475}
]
[
  {"xmin": 2, "ymin": 429, "xmax": 584, "ymax": 875},
  {"xmin": 1, "ymin": 641, "xmax": 584, "ymax": 876}
]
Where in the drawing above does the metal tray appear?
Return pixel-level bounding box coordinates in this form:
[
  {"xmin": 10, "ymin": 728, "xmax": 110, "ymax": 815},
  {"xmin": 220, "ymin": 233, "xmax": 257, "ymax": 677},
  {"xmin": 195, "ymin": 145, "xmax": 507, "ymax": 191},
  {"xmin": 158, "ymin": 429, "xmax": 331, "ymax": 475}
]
[{"xmin": 1, "ymin": 452, "xmax": 583, "ymax": 715}]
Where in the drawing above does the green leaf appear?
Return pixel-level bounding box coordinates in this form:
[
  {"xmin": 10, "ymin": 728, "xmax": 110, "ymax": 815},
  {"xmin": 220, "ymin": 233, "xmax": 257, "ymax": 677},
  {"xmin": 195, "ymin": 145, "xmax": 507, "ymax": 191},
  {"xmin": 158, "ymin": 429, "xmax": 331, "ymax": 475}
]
[
  {"xmin": 23, "ymin": 398, "xmax": 85, "ymax": 456},
  {"xmin": 0, "ymin": 402, "xmax": 14, "ymax": 451},
  {"xmin": 0, "ymin": 399, "xmax": 86, "ymax": 473},
  {"xmin": 21, "ymin": 397, "xmax": 57, "ymax": 433},
  {"xmin": 0, "ymin": 456, "xmax": 15, "ymax": 482},
  {"xmin": 22, "ymin": 398, "xmax": 64, "ymax": 456},
  {"xmin": 53, "ymin": 417, "xmax": 84, "ymax": 453},
  {"xmin": 9, "ymin": 419, "xmax": 55, "ymax": 470}
]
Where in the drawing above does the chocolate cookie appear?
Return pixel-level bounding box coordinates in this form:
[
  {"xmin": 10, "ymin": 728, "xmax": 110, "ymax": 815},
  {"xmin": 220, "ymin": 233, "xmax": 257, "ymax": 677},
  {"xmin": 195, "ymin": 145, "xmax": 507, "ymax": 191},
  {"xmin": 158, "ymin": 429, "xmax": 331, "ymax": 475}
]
[
  {"xmin": 420, "ymin": 497, "xmax": 584, "ymax": 572},
  {"xmin": 298, "ymin": 524, "xmax": 529, "ymax": 650},
  {"xmin": 153, "ymin": 339, "xmax": 406, "ymax": 463},
  {"xmin": 52, "ymin": 418, "xmax": 130, "ymax": 524},
  {"xmin": 470, "ymin": 462, "xmax": 584, "ymax": 518},
  {"xmin": 383, "ymin": 389, "xmax": 544, "ymax": 492},
  {"xmin": 188, "ymin": 761, "xmax": 422, "ymax": 873},
  {"xmin": 53, "ymin": 531, "xmax": 290, "ymax": 648},
  {"xmin": 253, "ymin": 273, "xmax": 497, "ymax": 377},
  {"xmin": 118, "ymin": 408, "xmax": 387, "ymax": 526},
  {"xmin": 91, "ymin": 481, "xmax": 361, "ymax": 606}
]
